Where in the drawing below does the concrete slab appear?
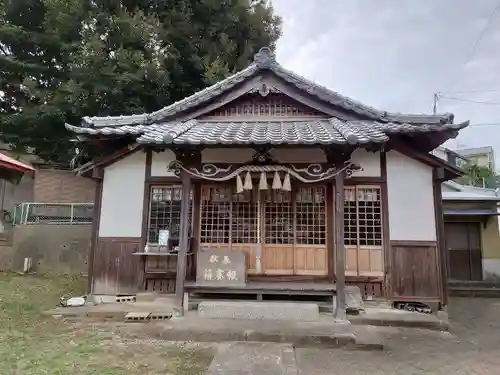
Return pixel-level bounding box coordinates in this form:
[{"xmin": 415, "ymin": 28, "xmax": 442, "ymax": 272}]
[
  {"xmin": 206, "ymin": 342, "xmax": 298, "ymax": 375},
  {"xmin": 133, "ymin": 312, "xmax": 383, "ymax": 350},
  {"xmin": 349, "ymin": 307, "xmax": 449, "ymax": 331},
  {"xmin": 198, "ymin": 301, "xmax": 320, "ymax": 322},
  {"xmin": 135, "ymin": 292, "xmax": 159, "ymax": 302},
  {"xmin": 43, "ymin": 300, "xmax": 177, "ymax": 321}
]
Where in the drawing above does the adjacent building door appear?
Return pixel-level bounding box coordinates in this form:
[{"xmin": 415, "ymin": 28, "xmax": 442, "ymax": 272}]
[{"xmin": 445, "ymin": 221, "xmax": 483, "ymax": 281}]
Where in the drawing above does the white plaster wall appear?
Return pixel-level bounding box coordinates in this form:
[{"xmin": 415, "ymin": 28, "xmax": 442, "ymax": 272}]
[
  {"xmin": 99, "ymin": 151, "xmax": 146, "ymax": 237},
  {"xmin": 350, "ymin": 149, "xmax": 381, "ymax": 177},
  {"xmin": 202, "ymin": 148, "xmax": 255, "ymax": 163},
  {"xmin": 201, "ymin": 148, "xmax": 382, "ymax": 175},
  {"xmin": 386, "ymin": 151, "xmax": 436, "ymax": 241},
  {"xmin": 270, "ymin": 148, "xmax": 326, "ymax": 163},
  {"xmin": 202, "ymin": 147, "xmax": 329, "ymax": 163},
  {"xmin": 483, "ymin": 259, "xmax": 500, "ymax": 281},
  {"xmin": 151, "ymin": 149, "xmax": 177, "ymax": 177}
]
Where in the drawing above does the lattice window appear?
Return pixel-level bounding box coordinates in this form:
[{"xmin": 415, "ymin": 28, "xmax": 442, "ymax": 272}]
[
  {"xmin": 205, "ymin": 93, "xmax": 325, "ymax": 117},
  {"xmin": 148, "ymin": 185, "xmax": 192, "ymax": 243},
  {"xmin": 231, "ymin": 189, "xmax": 258, "ymax": 244},
  {"xmin": 296, "ymin": 187, "xmax": 326, "ymax": 245},
  {"xmin": 264, "ymin": 190, "xmax": 294, "ymax": 244},
  {"xmin": 200, "ymin": 186, "xmax": 231, "ymax": 244},
  {"xmin": 344, "ymin": 185, "xmax": 384, "ymax": 277},
  {"xmin": 344, "ymin": 186, "xmax": 382, "ymax": 246}
]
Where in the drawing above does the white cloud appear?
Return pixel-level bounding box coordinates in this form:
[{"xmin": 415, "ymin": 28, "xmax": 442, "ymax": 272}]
[{"xmin": 272, "ymin": 0, "xmax": 500, "ymax": 158}]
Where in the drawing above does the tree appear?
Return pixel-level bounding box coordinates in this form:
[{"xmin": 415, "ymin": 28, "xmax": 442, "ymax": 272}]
[
  {"xmin": 457, "ymin": 162, "xmax": 500, "ymax": 189},
  {"xmin": 0, "ymin": 0, "xmax": 281, "ymax": 162}
]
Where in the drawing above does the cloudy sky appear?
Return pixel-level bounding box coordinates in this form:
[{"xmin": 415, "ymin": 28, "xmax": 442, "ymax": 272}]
[{"xmin": 272, "ymin": 0, "xmax": 500, "ymax": 161}]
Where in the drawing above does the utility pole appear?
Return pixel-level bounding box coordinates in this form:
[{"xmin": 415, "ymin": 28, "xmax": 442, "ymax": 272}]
[{"xmin": 433, "ymin": 92, "xmax": 439, "ymax": 115}]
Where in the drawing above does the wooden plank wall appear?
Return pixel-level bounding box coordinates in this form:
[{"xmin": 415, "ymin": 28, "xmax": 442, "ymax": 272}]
[
  {"xmin": 92, "ymin": 237, "xmax": 141, "ymax": 295},
  {"xmin": 391, "ymin": 240, "xmax": 440, "ymax": 302}
]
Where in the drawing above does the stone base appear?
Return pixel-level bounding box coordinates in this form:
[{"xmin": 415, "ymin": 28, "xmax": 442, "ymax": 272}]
[{"xmin": 198, "ymin": 301, "xmax": 320, "ymax": 322}]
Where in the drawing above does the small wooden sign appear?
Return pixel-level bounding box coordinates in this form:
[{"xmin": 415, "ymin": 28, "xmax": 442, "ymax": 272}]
[{"xmin": 196, "ymin": 250, "xmax": 246, "ymax": 287}]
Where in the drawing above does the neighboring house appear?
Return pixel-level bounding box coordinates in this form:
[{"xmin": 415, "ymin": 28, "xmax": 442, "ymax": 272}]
[
  {"xmin": 0, "ymin": 153, "xmax": 34, "ymax": 233},
  {"xmin": 431, "ymin": 147, "xmax": 468, "ymax": 169},
  {"xmin": 0, "ymin": 153, "xmax": 96, "ymax": 214},
  {"xmin": 456, "ymin": 146, "xmax": 496, "ymax": 171},
  {"xmin": 67, "ymin": 47, "xmax": 468, "ymax": 314},
  {"xmin": 442, "ymin": 181, "xmax": 500, "ymax": 282}
]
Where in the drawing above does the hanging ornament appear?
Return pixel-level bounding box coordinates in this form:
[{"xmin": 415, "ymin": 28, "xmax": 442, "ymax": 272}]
[
  {"xmin": 243, "ymin": 171, "xmax": 253, "ymax": 190},
  {"xmin": 259, "ymin": 171, "xmax": 268, "ymax": 190},
  {"xmin": 272, "ymin": 171, "xmax": 282, "ymax": 190},
  {"xmin": 236, "ymin": 174, "xmax": 244, "ymax": 193},
  {"xmin": 282, "ymin": 172, "xmax": 291, "ymax": 191}
]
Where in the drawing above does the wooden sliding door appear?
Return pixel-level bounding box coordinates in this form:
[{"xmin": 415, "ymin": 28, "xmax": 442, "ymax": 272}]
[
  {"xmin": 261, "ymin": 186, "xmax": 327, "ymax": 276},
  {"xmin": 344, "ymin": 185, "xmax": 384, "ymax": 277},
  {"xmin": 199, "ymin": 184, "xmax": 328, "ymax": 276}
]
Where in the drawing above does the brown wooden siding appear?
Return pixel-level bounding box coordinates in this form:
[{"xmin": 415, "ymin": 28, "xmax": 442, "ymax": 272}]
[
  {"xmin": 92, "ymin": 237, "xmax": 141, "ymax": 295},
  {"xmin": 391, "ymin": 240, "xmax": 441, "ymax": 301}
]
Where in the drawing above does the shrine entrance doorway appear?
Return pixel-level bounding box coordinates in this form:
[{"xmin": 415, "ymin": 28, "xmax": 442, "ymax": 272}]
[{"xmin": 199, "ymin": 184, "xmax": 328, "ymax": 277}]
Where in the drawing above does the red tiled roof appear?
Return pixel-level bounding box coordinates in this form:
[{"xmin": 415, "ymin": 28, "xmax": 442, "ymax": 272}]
[{"xmin": 0, "ymin": 152, "xmax": 35, "ymax": 173}]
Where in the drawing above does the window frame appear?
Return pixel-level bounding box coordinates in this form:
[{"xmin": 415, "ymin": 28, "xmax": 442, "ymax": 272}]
[{"xmin": 146, "ymin": 184, "xmax": 193, "ymax": 245}]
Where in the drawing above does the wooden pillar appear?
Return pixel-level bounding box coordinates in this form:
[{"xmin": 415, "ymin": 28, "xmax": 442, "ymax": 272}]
[
  {"xmin": 175, "ymin": 171, "xmax": 192, "ymax": 314},
  {"xmin": 334, "ymin": 171, "xmax": 347, "ymax": 320},
  {"xmin": 433, "ymin": 168, "xmax": 448, "ymax": 306}
]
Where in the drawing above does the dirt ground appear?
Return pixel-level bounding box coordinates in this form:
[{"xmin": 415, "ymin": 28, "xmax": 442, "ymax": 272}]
[
  {"xmin": 296, "ymin": 297, "xmax": 500, "ymax": 375},
  {"xmin": 3, "ymin": 273, "xmax": 500, "ymax": 375},
  {"xmin": 0, "ymin": 273, "xmax": 214, "ymax": 375}
]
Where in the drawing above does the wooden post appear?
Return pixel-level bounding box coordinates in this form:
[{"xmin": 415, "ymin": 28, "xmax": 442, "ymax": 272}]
[
  {"xmin": 175, "ymin": 171, "xmax": 192, "ymax": 314},
  {"xmin": 334, "ymin": 171, "xmax": 347, "ymax": 321}
]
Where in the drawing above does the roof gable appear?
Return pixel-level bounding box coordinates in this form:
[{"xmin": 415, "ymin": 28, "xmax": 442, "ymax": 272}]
[{"xmin": 81, "ymin": 47, "xmax": 455, "ymax": 128}]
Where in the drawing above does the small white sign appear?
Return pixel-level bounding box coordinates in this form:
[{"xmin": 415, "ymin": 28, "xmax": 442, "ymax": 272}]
[{"xmin": 158, "ymin": 229, "xmax": 170, "ymax": 246}]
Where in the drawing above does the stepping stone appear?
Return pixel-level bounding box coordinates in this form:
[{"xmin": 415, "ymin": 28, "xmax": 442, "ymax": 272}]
[
  {"xmin": 198, "ymin": 301, "xmax": 320, "ymax": 322},
  {"xmin": 125, "ymin": 312, "xmax": 151, "ymax": 322}
]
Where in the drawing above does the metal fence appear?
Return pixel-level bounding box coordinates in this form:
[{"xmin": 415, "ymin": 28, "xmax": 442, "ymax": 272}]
[{"xmin": 12, "ymin": 203, "xmax": 94, "ymax": 225}]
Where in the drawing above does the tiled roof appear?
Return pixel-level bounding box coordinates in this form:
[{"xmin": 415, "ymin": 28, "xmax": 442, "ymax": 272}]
[
  {"xmin": 66, "ymin": 118, "xmax": 468, "ymax": 146},
  {"xmin": 80, "ymin": 47, "xmax": 455, "ymax": 128}
]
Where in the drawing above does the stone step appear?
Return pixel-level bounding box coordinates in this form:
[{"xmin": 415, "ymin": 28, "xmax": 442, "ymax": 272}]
[
  {"xmin": 449, "ymin": 286, "xmax": 500, "ymax": 298},
  {"xmin": 198, "ymin": 301, "xmax": 320, "ymax": 322},
  {"xmin": 206, "ymin": 343, "xmax": 298, "ymax": 375}
]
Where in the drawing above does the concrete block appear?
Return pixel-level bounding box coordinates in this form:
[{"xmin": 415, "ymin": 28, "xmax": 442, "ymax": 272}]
[
  {"xmin": 125, "ymin": 312, "xmax": 151, "ymax": 322},
  {"xmin": 116, "ymin": 295, "xmax": 136, "ymax": 303},
  {"xmin": 149, "ymin": 312, "xmax": 173, "ymax": 321},
  {"xmin": 198, "ymin": 301, "xmax": 320, "ymax": 322}
]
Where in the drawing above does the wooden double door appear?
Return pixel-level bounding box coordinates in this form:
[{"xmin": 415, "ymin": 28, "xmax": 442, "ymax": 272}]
[
  {"xmin": 445, "ymin": 221, "xmax": 483, "ymax": 281},
  {"xmin": 199, "ymin": 185, "xmax": 328, "ymax": 276}
]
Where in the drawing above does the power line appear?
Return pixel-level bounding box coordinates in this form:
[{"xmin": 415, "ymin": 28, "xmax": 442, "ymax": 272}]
[
  {"xmin": 439, "ymin": 95, "xmax": 500, "ymax": 106},
  {"xmin": 445, "ymin": 0, "xmax": 500, "ymax": 93},
  {"xmin": 468, "ymin": 122, "xmax": 500, "ymax": 127},
  {"xmin": 440, "ymin": 88, "xmax": 500, "ymax": 95}
]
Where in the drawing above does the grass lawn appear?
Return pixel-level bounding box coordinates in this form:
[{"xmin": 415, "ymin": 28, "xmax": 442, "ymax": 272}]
[{"xmin": 0, "ymin": 273, "xmax": 214, "ymax": 375}]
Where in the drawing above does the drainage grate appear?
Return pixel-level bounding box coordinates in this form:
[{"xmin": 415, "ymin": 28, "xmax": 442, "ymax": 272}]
[{"xmin": 116, "ymin": 296, "xmax": 136, "ymax": 303}]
